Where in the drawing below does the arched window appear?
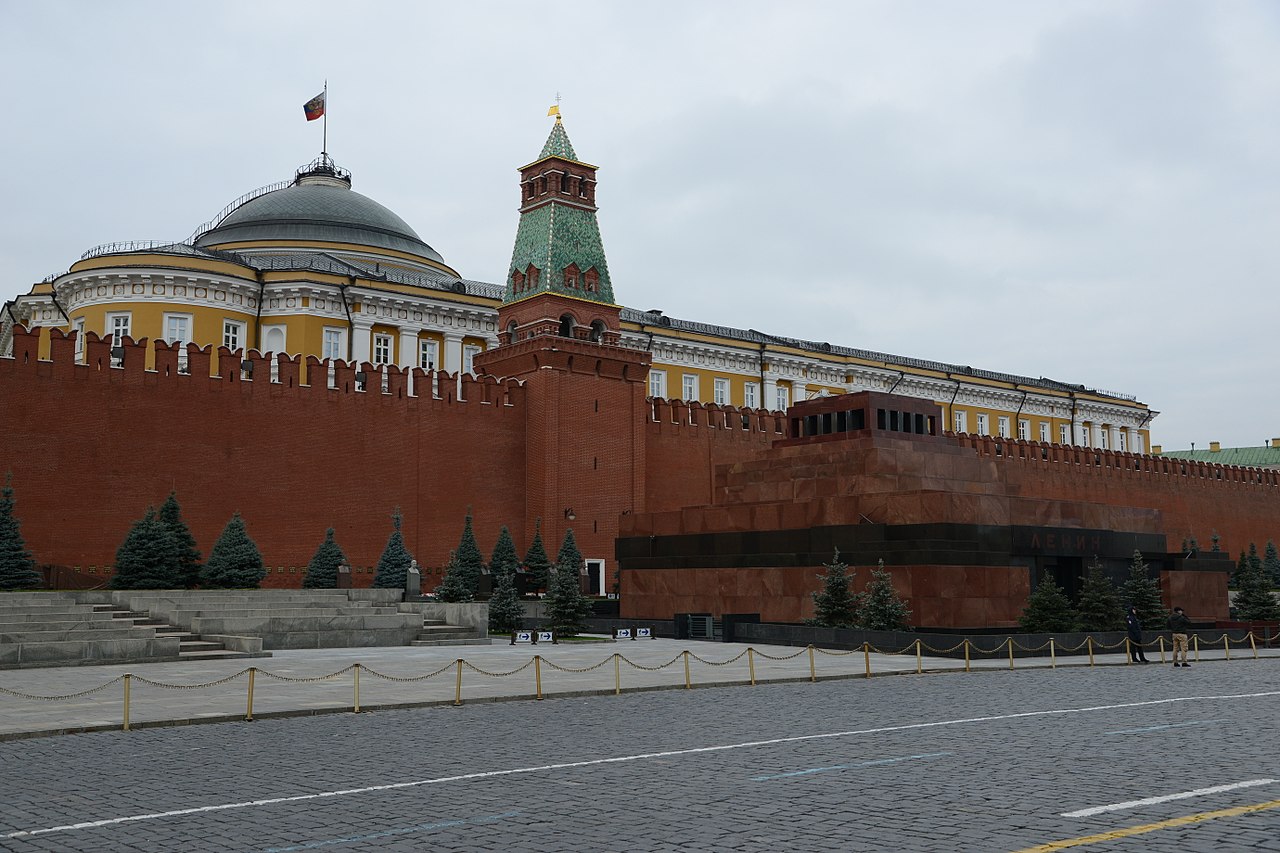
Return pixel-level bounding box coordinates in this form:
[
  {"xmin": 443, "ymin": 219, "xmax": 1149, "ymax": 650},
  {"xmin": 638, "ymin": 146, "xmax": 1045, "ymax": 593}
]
[
  {"xmin": 506, "ymin": 320, "xmax": 518, "ymax": 341},
  {"xmin": 583, "ymin": 268, "xmax": 599, "ymax": 293},
  {"xmin": 526, "ymin": 265, "xmax": 540, "ymax": 289},
  {"xmin": 589, "ymin": 321, "xmax": 605, "ymax": 342},
  {"xmin": 558, "ymin": 315, "xmax": 574, "ymax": 338},
  {"xmin": 511, "ymin": 270, "xmax": 526, "ymax": 292},
  {"xmin": 563, "ymin": 263, "xmax": 580, "ymax": 289}
]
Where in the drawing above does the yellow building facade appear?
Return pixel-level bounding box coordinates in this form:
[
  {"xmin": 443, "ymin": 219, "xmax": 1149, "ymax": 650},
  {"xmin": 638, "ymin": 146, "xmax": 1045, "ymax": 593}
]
[{"xmin": 2, "ymin": 153, "xmax": 1153, "ymax": 450}]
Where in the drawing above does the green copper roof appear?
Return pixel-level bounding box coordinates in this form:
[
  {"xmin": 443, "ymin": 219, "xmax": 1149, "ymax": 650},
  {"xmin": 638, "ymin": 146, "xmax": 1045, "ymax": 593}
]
[
  {"xmin": 539, "ymin": 120, "xmax": 578, "ymax": 161},
  {"xmin": 1159, "ymin": 446, "xmax": 1280, "ymax": 468},
  {"xmin": 506, "ymin": 202, "xmax": 614, "ymax": 304}
]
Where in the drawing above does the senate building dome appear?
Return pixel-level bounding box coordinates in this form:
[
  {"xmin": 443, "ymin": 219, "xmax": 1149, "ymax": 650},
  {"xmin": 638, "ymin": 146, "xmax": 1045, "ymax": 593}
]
[{"xmin": 195, "ymin": 157, "xmax": 450, "ymax": 271}]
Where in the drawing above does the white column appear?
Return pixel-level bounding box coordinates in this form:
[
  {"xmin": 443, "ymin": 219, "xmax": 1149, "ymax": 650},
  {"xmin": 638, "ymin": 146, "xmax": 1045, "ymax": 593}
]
[
  {"xmin": 792, "ymin": 381, "xmax": 809, "ymax": 402},
  {"xmin": 763, "ymin": 372, "xmax": 779, "ymax": 412},
  {"xmin": 398, "ymin": 329, "xmax": 418, "ymax": 370},
  {"xmin": 443, "ymin": 331, "xmax": 464, "ymax": 374},
  {"xmin": 1091, "ymin": 423, "xmax": 1104, "ymax": 448},
  {"xmin": 350, "ymin": 319, "xmax": 373, "ymax": 365}
]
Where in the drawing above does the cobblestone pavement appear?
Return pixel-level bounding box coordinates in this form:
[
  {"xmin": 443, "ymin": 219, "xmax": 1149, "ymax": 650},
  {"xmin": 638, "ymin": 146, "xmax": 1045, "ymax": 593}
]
[{"xmin": 1, "ymin": 653, "xmax": 1278, "ymax": 852}]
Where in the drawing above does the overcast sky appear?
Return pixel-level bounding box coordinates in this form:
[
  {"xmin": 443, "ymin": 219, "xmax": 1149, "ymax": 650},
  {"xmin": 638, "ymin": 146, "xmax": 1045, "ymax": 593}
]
[{"xmin": 3, "ymin": 1, "xmax": 1277, "ymax": 451}]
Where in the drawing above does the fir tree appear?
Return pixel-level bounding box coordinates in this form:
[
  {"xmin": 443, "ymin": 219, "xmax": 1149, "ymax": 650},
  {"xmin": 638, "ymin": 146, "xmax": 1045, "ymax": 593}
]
[
  {"xmin": 809, "ymin": 548, "xmax": 861, "ymax": 628},
  {"xmin": 486, "ymin": 527, "xmax": 524, "ymax": 634},
  {"xmin": 1231, "ymin": 549, "xmax": 1248, "ymax": 590},
  {"xmin": 372, "ymin": 508, "xmax": 415, "ymax": 590},
  {"xmin": 0, "ymin": 475, "xmax": 41, "ymax": 591},
  {"xmin": 1265, "ymin": 541, "xmax": 1280, "ymax": 587},
  {"xmin": 1019, "ymin": 573, "xmax": 1079, "ymax": 633},
  {"xmin": 546, "ymin": 528, "xmax": 592, "ymax": 637},
  {"xmin": 449, "ymin": 509, "xmax": 486, "ymax": 599},
  {"xmin": 435, "ymin": 550, "xmax": 472, "ymax": 602},
  {"xmin": 522, "ymin": 518, "xmax": 552, "ymax": 594},
  {"xmin": 200, "ymin": 512, "xmax": 266, "ymax": 589},
  {"xmin": 302, "ymin": 528, "xmax": 346, "ymax": 589},
  {"xmin": 157, "ymin": 491, "xmax": 201, "ymax": 589},
  {"xmin": 1234, "ymin": 543, "xmax": 1280, "ymax": 621},
  {"xmin": 859, "ymin": 560, "xmax": 912, "ymax": 631},
  {"xmin": 1076, "ymin": 557, "xmax": 1124, "ymax": 632},
  {"xmin": 1120, "ymin": 550, "xmax": 1165, "ymax": 628},
  {"xmin": 111, "ymin": 508, "xmax": 182, "ymax": 590}
]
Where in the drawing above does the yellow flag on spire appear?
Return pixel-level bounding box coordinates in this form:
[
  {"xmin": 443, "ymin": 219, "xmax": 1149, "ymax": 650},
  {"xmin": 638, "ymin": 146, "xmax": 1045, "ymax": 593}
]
[{"xmin": 547, "ymin": 104, "xmax": 560, "ymax": 117}]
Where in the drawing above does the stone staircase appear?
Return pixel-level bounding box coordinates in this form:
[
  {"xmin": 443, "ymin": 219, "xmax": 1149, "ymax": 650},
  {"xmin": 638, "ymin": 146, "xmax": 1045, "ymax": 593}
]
[
  {"xmin": 411, "ymin": 618, "xmax": 492, "ymax": 647},
  {"xmin": 0, "ymin": 592, "xmax": 182, "ymax": 668},
  {"xmin": 90, "ymin": 603, "xmax": 261, "ymax": 661}
]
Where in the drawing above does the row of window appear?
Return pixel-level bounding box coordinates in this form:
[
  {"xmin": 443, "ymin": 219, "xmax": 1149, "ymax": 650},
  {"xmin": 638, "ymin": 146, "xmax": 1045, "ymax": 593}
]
[
  {"xmin": 951, "ymin": 411, "xmax": 1139, "ymax": 451},
  {"xmin": 647, "ymin": 369, "xmax": 789, "ymax": 411},
  {"xmin": 510, "ymin": 263, "xmax": 600, "ymax": 295}
]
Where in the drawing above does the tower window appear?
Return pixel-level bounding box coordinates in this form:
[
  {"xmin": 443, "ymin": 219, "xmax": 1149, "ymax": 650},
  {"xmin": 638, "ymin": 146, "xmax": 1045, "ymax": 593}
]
[
  {"xmin": 583, "ymin": 268, "xmax": 599, "ymax": 293},
  {"xmin": 563, "ymin": 263, "xmax": 580, "ymax": 289},
  {"xmin": 589, "ymin": 320, "xmax": 605, "ymax": 342},
  {"xmin": 512, "ymin": 270, "xmax": 526, "ymax": 292},
  {"xmin": 559, "ymin": 315, "xmax": 574, "ymax": 338},
  {"xmin": 526, "ymin": 265, "xmax": 540, "ymax": 289}
]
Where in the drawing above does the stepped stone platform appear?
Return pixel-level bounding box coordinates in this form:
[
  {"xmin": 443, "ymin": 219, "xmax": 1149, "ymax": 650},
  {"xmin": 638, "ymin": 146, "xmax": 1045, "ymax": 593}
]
[{"xmin": 0, "ymin": 591, "xmax": 491, "ymax": 666}]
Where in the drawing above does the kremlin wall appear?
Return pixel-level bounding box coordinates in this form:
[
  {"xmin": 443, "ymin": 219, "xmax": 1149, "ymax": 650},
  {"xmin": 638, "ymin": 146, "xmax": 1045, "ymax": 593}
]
[{"xmin": 3, "ymin": 117, "xmax": 1278, "ymax": 628}]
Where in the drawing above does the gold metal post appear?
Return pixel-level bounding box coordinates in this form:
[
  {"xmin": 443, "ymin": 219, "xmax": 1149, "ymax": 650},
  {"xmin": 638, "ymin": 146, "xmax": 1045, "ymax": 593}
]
[
  {"xmin": 1049, "ymin": 637, "xmax": 1056, "ymax": 668},
  {"xmin": 808, "ymin": 644, "xmax": 816, "ymax": 682},
  {"xmin": 613, "ymin": 653, "xmax": 620, "ymax": 695},
  {"xmin": 122, "ymin": 673, "xmax": 131, "ymax": 732},
  {"xmin": 1087, "ymin": 636, "xmax": 1094, "ymax": 667},
  {"xmin": 535, "ymin": 654, "xmax": 544, "ymax": 700},
  {"xmin": 353, "ymin": 663, "xmax": 361, "ymax": 713},
  {"xmin": 683, "ymin": 650, "xmax": 691, "ymax": 689},
  {"xmin": 915, "ymin": 639, "xmax": 922, "ymax": 674},
  {"xmin": 1224, "ymin": 635, "xmax": 1231, "ymax": 661},
  {"xmin": 1124, "ymin": 637, "xmax": 1131, "ymax": 665},
  {"xmin": 747, "ymin": 648, "xmax": 756, "ymax": 685},
  {"xmin": 1250, "ymin": 631, "xmax": 1258, "ymax": 659},
  {"xmin": 246, "ymin": 667, "xmax": 256, "ymax": 722},
  {"xmin": 1159, "ymin": 635, "xmax": 1166, "ymax": 663},
  {"xmin": 1194, "ymin": 634, "xmax": 1200, "ymax": 662},
  {"xmin": 1007, "ymin": 637, "xmax": 1014, "ymax": 670},
  {"xmin": 863, "ymin": 642, "xmax": 871, "ymax": 679},
  {"xmin": 964, "ymin": 639, "xmax": 971, "ymax": 673},
  {"xmin": 454, "ymin": 658, "xmax": 463, "ymax": 706}
]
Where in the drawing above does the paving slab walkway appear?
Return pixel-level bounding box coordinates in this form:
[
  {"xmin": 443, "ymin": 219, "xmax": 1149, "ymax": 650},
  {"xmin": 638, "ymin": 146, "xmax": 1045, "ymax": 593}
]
[{"xmin": 0, "ymin": 637, "xmax": 1273, "ymax": 739}]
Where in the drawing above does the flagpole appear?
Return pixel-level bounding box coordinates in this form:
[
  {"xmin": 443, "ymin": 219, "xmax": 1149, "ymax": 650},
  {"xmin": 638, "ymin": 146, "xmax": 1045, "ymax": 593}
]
[{"xmin": 322, "ymin": 80, "xmax": 328, "ymax": 157}]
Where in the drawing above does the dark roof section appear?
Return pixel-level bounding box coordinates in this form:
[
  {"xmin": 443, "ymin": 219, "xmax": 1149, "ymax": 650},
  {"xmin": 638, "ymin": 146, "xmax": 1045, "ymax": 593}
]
[
  {"xmin": 194, "ymin": 180, "xmax": 446, "ymax": 265},
  {"xmin": 619, "ymin": 308, "xmax": 1141, "ymax": 404}
]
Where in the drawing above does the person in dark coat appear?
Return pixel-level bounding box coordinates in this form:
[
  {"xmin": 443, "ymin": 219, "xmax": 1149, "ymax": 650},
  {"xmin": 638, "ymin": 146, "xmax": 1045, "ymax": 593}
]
[
  {"xmin": 1126, "ymin": 606, "xmax": 1150, "ymax": 662},
  {"xmin": 1168, "ymin": 606, "xmax": 1192, "ymax": 667}
]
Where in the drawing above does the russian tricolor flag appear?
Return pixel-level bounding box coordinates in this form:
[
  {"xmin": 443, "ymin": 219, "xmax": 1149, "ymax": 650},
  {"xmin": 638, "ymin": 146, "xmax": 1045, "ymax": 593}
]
[{"xmin": 303, "ymin": 92, "xmax": 325, "ymax": 121}]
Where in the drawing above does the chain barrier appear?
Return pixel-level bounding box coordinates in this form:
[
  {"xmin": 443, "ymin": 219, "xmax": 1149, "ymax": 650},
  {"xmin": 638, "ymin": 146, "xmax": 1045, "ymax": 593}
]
[
  {"xmin": 360, "ymin": 662, "xmax": 457, "ymax": 683},
  {"xmin": 2, "ymin": 631, "xmax": 1273, "ymax": 734},
  {"xmin": 0, "ymin": 677, "xmax": 125, "ymax": 701},
  {"xmin": 131, "ymin": 671, "xmax": 249, "ymax": 690},
  {"xmin": 256, "ymin": 664, "xmax": 358, "ymax": 683},
  {"xmin": 751, "ymin": 647, "xmax": 809, "ymax": 661},
  {"xmin": 461, "ymin": 659, "xmax": 536, "ymax": 678},
  {"xmin": 686, "ymin": 649, "xmax": 749, "ymax": 666},
  {"xmin": 617, "ymin": 653, "xmax": 686, "ymax": 672}
]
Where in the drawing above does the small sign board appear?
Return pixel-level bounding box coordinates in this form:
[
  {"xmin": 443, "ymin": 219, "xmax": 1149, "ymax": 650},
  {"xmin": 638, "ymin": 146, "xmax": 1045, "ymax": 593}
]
[
  {"xmin": 636, "ymin": 627, "xmax": 654, "ymax": 639},
  {"xmin": 536, "ymin": 630, "xmax": 556, "ymax": 645},
  {"xmin": 511, "ymin": 631, "xmax": 534, "ymax": 645},
  {"xmin": 614, "ymin": 628, "xmax": 632, "ymax": 640}
]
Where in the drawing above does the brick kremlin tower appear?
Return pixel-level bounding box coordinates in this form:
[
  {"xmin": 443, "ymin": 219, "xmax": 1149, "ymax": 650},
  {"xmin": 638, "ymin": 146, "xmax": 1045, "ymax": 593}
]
[{"xmin": 475, "ymin": 112, "xmax": 651, "ymax": 581}]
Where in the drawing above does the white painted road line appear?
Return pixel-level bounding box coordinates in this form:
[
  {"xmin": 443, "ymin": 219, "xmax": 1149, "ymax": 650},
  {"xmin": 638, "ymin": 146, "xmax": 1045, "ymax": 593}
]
[
  {"xmin": 1062, "ymin": 779, "xmax": 1279, "ymax": 818},
  {"xmin": 5, "ymin": 688, "xmax": 1280, "ymax": 839},
  {"xmin": 751, "ymin": 751, "xmax": 952, "ymax": 781},
  {"xmin": 1105, "ymin": 718, "xmax": 1224, "ymax": 735}
]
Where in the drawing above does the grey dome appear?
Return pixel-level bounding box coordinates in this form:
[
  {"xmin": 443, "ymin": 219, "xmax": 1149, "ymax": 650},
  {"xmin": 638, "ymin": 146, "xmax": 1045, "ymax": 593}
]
[{"xmin": 195, "ymin": 174, "xmax": 445, "ymax": 264}]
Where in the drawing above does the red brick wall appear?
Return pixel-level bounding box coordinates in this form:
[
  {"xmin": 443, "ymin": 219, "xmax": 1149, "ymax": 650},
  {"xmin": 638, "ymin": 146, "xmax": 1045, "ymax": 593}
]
[{"xmin": 0, "ymin": 327, "xmax": 528, "ymax": 588}]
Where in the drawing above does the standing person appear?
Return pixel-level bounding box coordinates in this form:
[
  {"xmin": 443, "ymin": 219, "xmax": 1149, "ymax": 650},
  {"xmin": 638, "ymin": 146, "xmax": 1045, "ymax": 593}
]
[
  {"xmin": 1168, "ymin": 606, "xmax": 1192, "ymax": 667},
  {"xmin": 1126, "ymin": 606, "xmax": 1150, "ymax": 663}
]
